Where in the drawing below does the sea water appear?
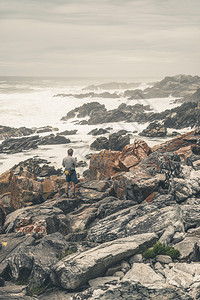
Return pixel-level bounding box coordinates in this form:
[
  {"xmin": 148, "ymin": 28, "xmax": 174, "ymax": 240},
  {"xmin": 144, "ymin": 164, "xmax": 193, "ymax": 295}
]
[{"xmin": 0, "ymin": 76, "xmax": 183, "ymax": 175}]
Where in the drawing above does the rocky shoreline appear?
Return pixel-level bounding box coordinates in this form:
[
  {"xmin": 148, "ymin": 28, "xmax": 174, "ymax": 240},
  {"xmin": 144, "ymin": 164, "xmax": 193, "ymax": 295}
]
[{"xmin": 0, "ymin": 129, "xmax": 200, "ymax": 299}]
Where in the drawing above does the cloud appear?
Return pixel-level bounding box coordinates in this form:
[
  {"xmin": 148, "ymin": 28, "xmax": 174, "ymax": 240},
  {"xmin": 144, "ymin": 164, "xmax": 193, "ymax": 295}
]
[{"xmin": 0, "ymin": 0, "xmax": 199, "ymax": 76}]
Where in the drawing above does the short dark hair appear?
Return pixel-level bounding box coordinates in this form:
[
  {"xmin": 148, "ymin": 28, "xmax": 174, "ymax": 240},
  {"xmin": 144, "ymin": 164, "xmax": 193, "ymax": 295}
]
[{"xmin": 68, "ymin": 148, "xmax": 73, "ymax": 155}]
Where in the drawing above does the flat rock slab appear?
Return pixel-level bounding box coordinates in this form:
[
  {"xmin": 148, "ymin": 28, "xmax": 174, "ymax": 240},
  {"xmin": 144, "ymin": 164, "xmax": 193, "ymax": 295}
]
[
  {"xmin": 174, "ymin": 236, "xmax": 200, "ymax": 260},
  {"xmin": 123, "ymin": 263, "xmax": 165, "ymax": 285},
  {"xmin": 89, "ymin": 276, "xmax": 120, "ymax": 287},
  {"xmin": 51, "ymin": 233, "xmax": 157, "ymax": 290}
]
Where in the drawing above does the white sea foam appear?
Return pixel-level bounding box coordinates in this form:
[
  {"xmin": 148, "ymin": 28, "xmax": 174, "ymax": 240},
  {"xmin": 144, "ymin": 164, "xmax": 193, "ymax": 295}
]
[{"xmin": 0, "ymin": 77, "xmax": 183, "ymax": 175}]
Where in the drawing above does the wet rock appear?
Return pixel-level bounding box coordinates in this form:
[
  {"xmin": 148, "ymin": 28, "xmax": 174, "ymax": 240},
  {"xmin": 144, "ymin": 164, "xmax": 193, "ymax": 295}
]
[
  {"xmin": 140, "ymin": 121, "xmax": 167, "ymax": 137},
  {"xmin": 55, "ymin": 92, "xmax": 120, "ymax": 99},
  {"xmin": 0, "ymin": 134, "xmax": 70, "ymax": 154},
  {"xmin": 51, "ymin": 233, "xmax": 157, "ymax": 290},
  {"xmin": 0, "ymin": 125, "xmax": 34, "ymax": 140},
  {"xmin": 39, "ymin": 134, "xmax": 70, "ymax": 145},
  {"xmin": 90, "ymin": 136, "xmax": 109, "ymax": 150},
  {"xmin": 88, "ymin": 128, "xmax": 109, "ymax": 136},
  {"xmin": 35, "ymin": 126, "xmax": 59, "ymax": 133},
  {"xmin": 58, "ymin": 129, "xmax": 77, "ymax": 135},
  {"xmin": 83, "ymin": 82, "xmax": 140, "ymax": 91},
  {"xmin": 108, "ymin": 132, "xmax": 130, "ymax": 151},
  {"xmin": 61, "ymin": 102, "xmax": 106, "ymax": 121},
  {"xmin": 12, "ymin": 158, "xmax": 62, "ymax": 177}
]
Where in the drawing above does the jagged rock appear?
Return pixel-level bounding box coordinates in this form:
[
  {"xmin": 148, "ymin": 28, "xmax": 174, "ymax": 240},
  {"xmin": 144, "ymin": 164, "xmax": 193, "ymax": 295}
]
[
  {"xmin": 55, "ymin": 92, "xmax": 120, "ymax": 99},
  {"xmin": 12, "ymin": 158, "xmax": 62, "ymax": 177},
  {"xmin": 113, "ymin": 151, "xmax": 181, "ymax": 200},
  {"xmin": 108, "ymin": 132, "xmax": 130, "ymax": 151},
  {"xmin": 114, "ymin": 140, "xmax": 151, "ymax": 171},
  {"xmin": 72, "ymin": 280, "xmax": 192, "ymax": 300},
  {"xmin": 61, "ymin": 102, "xmax": 106, "ymax": 121},
  {"xmin": 39, "ymin": 134, "xmax": 70, "ymax": 145},
  {"xmin": 67, "ymin": 196, "xmax": 133, "ymax": 232},
  {"xmin": 0, "ymin": 125, "xmax": 34, "ymax": 140},
  {"xmin": 123, "ymin": 263, "xmax": 165, "ymax": 285},
  {"xmin": 90, "ymin": 136, "xmax": 109, "ymax": 150},
  {"xmin": 0, "ymin": 134, "xmax": 70, "ymax": 154},
  {"xmin": 0, "ymin": 282, "xmax": 33, "ymax": 299},
  {"xmin": 83, "ymin": 82, "xmax": 140, "ymax": 91},
  {"xmin": 35, "ymin": 126, "xmax": 59, "ymax": 133},
  {"xmin": 86, "ymin": 150, "xmax": 120, "ymax": 180},
  {"xmin": 0, "ymin": 136, "xmax": 39, "ymax": 154},
  {"xmin": 174, "ymin": 237, "xmax": 200, "ymax": 261},
  {"xmin": 3, "ymin": 201, "xmax": 69, "ymax": 236},
  {"xmin": 156, "ymin": 255, "xmax": 172, "ymax": 264},
  {"xmin": 86, "ymin": 200, "xmax": 182, "ymax": 243},
  {"xmin": 0, "ymin": 232, "xmax": 71, "ymax": 291},
  {"xmin": 88, "ymin": 276, "xmax": 120, "ymax": 287},
  {"xmin": 58, "ymin": 129, "xmax": 77, "ymax": 135},
  {"xmin": 86, "ymin": 140, "xmax": 151, "ymax": 181},
  {"xmin": 51, "ymin": 233, "xmax": 157, "ymax": 290},
  {"xmin": 163, "ymin": 262, "xmax": 200, "ymax": 289},
  {"xmin": 140, "ymin": 121, "xmax": 167, "ymax": 137},
  {"xmin": 88, "ymin": 128, "xmax": 109, "ymax": 136}
]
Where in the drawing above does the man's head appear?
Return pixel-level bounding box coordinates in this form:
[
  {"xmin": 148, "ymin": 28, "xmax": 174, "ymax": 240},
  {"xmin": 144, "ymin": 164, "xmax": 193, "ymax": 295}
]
[{"xmin": 68, "ymin": 148, "xmax": 73, "ymax": 156}]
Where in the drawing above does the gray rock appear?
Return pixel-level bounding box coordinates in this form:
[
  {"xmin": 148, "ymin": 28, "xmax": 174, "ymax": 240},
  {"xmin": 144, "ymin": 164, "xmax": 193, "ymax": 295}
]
[
  {"xmin": 172, "ymin": 232, "xmax": 186, "ymax": 244},
  {"xmin": 106, "ymin": 265, "xmax": 121, "ymax": 276},
  {"xmin": 174, "ymin": 237, "xmax": 200, "ymax": 261},
  {"xmin": 156, "ymin": 255, "xmax": 172, "ymax": 264},
  {"xmin": 88, "ymin": 276, "xmax": 120, "ymax": 287},
  {"xmin": 51, "ymin": 233, "xmax": 157, "ymax": 290},
  {"xmin": 121, "ymin": 260, "xmax": 131, "ymax": 273},
  {"xmin": 129, "ymin": 254, "xmax": 143, "ymax": 265},
  {"xmin": 87, "ymin": 204, "xmax": 183, "ymax": 243},
  {"xmin": 113, "ymin": 271, "xmax": 124, "ymax": 279},
  {"xmin": 0, "ymin": 282, "xmax": 34, "ymax": 299},
  {"xmin": 123, "ymin": 263, "xmax": 165, "ymax": 285},
  {"xmin": 72, "ymin": 280, "xmax": 193, "ymax": 300}
]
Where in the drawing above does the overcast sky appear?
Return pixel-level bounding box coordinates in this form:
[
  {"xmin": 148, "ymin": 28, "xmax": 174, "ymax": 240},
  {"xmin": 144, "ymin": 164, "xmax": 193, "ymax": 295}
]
[{"xmin": 0, "ymin": 0, "xmax": 200, "ymax": 77}]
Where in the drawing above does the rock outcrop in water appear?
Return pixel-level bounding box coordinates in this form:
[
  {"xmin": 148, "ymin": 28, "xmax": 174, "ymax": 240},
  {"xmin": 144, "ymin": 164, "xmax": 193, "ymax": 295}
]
[
  {"xmin": 0, "ymin": 134, "xmax": 71, "ymax": 154},
  {"xmin": 1, "ymin": 130, "xmax": 200, "ymax": 299}
]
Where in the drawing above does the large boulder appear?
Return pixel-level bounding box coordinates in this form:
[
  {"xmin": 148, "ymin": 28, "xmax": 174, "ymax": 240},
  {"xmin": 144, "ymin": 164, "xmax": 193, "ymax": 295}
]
[
  {"xmin": 51, "ymin": 233, "xmax": 157, "ymax": 290},
  {"xmin": 140, "ymin": 121, "xmax": 167, "ymax": 137},
  {"xmin": 86, "ymin": 200, "xmax": 183, "ymax": 244},
  {"xmin": 108, "ymin": 132, "xmax": 130, "ymax": 151},
  {"xmin": 90, "ymin": 136, "xmax": 109, "ymax": 150},
  {"xmin": 86, "ymin": 139, "xmax": 151, "ymax": 181}
]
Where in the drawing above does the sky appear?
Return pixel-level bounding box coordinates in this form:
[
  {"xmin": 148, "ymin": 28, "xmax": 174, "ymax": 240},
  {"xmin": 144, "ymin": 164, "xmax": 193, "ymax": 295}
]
[{"xmin": 0, "ymin": 0, "xmax": 200, "ymax": 78}]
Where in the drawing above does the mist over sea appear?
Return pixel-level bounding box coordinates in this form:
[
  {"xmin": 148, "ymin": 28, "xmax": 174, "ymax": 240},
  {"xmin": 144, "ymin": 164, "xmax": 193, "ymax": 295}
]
[{"xmin": 0, "ymin": 76, "xmax": 182, "ymax": 174}]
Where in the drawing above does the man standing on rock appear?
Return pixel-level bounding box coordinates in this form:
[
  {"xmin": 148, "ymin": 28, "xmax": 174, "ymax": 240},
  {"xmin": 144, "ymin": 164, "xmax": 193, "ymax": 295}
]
[{"xmin": 62, "ymin": 148, "xmax": 77, "ymax": 198}]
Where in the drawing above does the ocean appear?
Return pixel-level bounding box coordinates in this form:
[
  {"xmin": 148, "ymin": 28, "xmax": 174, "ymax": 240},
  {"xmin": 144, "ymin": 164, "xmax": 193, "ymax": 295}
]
[{"xmin": 0, "ymin": 76, "xmax": 183, "ymax": 175}]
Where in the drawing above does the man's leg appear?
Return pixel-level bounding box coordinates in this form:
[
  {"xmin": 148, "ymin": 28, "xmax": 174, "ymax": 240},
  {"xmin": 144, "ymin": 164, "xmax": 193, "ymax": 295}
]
[
  {"xmin": 65, "ymin": 181, "xmax": 69, "ymax": 195},
  {"xmin": 71, "ymin": 182, "xmax": 76, "ymax": 196}
]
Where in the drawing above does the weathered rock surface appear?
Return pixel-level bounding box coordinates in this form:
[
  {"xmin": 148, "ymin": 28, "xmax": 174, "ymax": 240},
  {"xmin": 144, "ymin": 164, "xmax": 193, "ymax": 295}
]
[
  {"xmin": 83, "ymin": 81, "xmax": 140, "ymax": 91},
  {"xmin": 0, "ymin": 125, "xmax": 34, "ymax": 140},
  {"xmin": 86, "ymin": 139, "xmax": 151, "ymax": 180},
  {"xmin": 88, "ymin": 128, "xmax": 109, "ymax": 136},
  {"xmin": 51, "ymin": 233, "xmax": 157, "ymax": 290},
  {"xmin": 55, "ymin": 91, "xmax": 120, "ymax": 99},
  {"xmin": 72, "ymin": 281, "xmax": 192, "ymax": 300},
  {"xmin": 140, "ymin": 121, "xmax": 167, "ymax": 137},
  {"xmin": 0, "ymin": 134, "xmax": 70, "ymax": 154}
]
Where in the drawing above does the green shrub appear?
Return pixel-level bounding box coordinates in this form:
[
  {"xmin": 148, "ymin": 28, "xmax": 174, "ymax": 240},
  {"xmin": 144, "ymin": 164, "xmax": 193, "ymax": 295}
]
[{"xmin": 143, "ymin": 243, "xmax": 180, "ymax": 260}]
